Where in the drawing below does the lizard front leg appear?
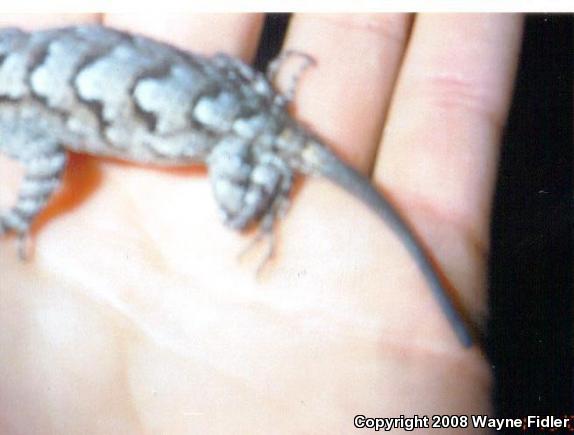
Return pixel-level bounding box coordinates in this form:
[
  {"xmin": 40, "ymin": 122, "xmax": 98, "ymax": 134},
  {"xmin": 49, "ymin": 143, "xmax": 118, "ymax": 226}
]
[{"xmin": 0, "ymin": 122, "xmax": 66, "ymax": 259}]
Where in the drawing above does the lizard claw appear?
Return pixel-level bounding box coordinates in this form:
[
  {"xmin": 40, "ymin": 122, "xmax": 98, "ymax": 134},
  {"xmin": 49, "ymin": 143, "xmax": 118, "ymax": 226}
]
[
  {"xmin": 237, "ymin": 213, "xmax": 277, "ymax": 277},
  {"xmin": 17, "ymin": 231, "xmax": 31, "ymax": 260}
]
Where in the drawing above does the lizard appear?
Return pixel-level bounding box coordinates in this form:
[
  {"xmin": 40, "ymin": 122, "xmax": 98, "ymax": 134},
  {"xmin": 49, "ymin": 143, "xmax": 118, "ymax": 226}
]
[{"xmin": 0, "ymin": 24, "xmax": 474, "ymax": 347}]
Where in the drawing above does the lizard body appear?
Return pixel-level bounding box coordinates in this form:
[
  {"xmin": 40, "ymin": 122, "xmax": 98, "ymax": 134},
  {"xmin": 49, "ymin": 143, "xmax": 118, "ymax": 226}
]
[{"xmin": 0, "ymin": 25, "xmax": 473, "ymax": 346}]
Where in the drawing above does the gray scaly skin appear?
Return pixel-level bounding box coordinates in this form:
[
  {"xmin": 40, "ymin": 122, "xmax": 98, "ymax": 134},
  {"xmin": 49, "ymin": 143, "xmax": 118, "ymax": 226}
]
[{"xmin": 0, "ymin": 25, "xmax": 473, "ymax": 347}]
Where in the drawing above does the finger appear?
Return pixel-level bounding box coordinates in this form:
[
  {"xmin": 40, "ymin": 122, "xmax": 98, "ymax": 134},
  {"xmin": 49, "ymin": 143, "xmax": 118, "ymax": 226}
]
[
  {"xmin": 280, "ymin": 14, "xmax": 412, "ymax": 173},
  {"xmin": 104, "ymin": 13, "xmax": 264, "ymax": 60},
  {"xmin": 0, "ymin": 13, "xmax": 100, "ymax": 29},
  {"xmin": 376, "ymin": 14, "xmax": 523, "ymax": 313}
]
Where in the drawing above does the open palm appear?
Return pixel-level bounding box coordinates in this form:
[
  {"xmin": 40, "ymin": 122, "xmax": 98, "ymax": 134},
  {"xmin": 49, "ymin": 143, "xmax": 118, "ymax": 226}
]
[{"xmin": 0, "ymin": 13, "xmax": 522, "ymax": 434}]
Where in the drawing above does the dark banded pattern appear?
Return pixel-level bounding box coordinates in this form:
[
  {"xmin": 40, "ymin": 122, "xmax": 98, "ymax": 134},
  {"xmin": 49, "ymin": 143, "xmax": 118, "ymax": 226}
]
[{"xmin": 0, "ymin": 25, "xmax": 280, "ymax": 164}]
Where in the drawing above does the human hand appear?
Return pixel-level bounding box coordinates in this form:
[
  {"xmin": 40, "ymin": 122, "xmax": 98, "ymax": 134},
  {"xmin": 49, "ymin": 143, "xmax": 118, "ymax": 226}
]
[{"xmin": 0, "ymin": 13, "xmax": 523, "ymax": 434}]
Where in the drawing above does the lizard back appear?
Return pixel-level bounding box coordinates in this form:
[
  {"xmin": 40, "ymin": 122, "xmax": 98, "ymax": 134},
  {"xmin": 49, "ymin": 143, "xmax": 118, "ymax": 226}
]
[{"xmin": 0, "ymin": 25, "xmax": 281, "ymax": 165}]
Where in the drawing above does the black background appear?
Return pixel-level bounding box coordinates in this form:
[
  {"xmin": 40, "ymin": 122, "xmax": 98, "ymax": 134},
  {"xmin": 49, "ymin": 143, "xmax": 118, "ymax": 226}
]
[
  {"xmin": 255, "ymin": 14, "xmax": 573, "ymax": 417},
  {"xmin": 489, "ymin": 15, "xmax": 572, "ymax": 417}
]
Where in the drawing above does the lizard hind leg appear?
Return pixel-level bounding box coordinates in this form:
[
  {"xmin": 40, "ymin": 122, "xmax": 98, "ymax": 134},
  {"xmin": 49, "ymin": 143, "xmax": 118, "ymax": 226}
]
[
  {"xmin": 237, "ymin": 188, "xmax": 291, "ymax": 276},
  {"xmin": 0, "ymin": 130, "xmax": 66, "ymax": 259},
  {"xmin": 208, "ymin": 139, "xmax": 293, "ymax": 273},
  {"xmin": 265, "ymin": 49, "xmax": 316, "ymax": 107}
]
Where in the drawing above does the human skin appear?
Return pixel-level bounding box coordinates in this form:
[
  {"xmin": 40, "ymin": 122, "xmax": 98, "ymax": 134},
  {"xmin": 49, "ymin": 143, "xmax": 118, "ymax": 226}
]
[{"xmin": 0, "ymin": 13, "xmax": 523, "ymax": 434}]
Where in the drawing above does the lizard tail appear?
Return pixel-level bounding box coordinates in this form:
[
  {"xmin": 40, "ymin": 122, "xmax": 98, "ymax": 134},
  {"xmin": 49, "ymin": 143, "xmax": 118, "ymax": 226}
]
[{"xmin": 301, "ymin": 141, "xmax": 475, "ymax": 348}]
